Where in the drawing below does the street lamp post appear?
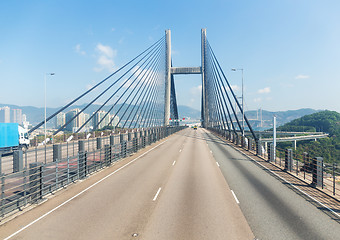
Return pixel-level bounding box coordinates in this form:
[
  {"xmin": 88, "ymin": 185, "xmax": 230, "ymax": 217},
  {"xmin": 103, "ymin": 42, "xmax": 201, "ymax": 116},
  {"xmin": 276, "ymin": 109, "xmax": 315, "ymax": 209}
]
[
  {"xmin": 45, "ymin": 73, "xmax": 55, "ymax": 145},
  {"xmin": 231, "ymin": 68, "xmax": 244, "ymax": 136}
]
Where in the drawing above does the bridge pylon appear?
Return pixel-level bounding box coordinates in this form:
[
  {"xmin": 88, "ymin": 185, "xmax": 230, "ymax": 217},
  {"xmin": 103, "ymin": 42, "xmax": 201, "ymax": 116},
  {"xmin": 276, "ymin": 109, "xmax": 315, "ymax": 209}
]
[{"xmin": 164, "ymin": 29, "xmax": 207, "ymax": 127}]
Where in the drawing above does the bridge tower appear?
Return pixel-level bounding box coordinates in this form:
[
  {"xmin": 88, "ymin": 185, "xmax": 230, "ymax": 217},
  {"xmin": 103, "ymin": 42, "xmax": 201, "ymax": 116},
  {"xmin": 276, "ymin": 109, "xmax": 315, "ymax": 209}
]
[
  {"xmin": 164, "ymin": 29, "xmax": 207, "ymax": 127},
  {"xmin": 164, "ymin": 30, "xmax": 172, "ymax": 126}
]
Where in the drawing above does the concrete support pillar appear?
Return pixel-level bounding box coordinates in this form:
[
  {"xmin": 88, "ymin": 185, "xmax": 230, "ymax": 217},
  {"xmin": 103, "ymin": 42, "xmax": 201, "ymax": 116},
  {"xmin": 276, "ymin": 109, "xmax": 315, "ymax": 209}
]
[
  {"xmin": 13, "ymin": 150, "xmax": 24, "ymax": 173},
  {"xmin": 29, "ymin": 162, "xmax": 43, "ymax": 202},
  {"xmin": 120, "ymin": 133, "xmax": 125, "ymax": 144},
  {"xmin": 312, "ymin": 157, "xmax": 323, "ymax": 187},
  {"xmin": 104, "ymin": 144, "xmax": 112, "ymax": 166},
  {"xmin": 133, "ymin": 131, "xmax": 138, "ymax": 152},
  {"xmin": 143, "ymin": 130, "xmax": 147, "ymax": 148},
  {"xmin": 148, "ymin": 130, "xmax": 152, "ymax": 144},
  {"xmin": 78, "ymin": 140, "xmax": 87, "ymax": 179},
  {"xmin": 120, "ymin": 133, "xmax": 127, "ymax": 158},
  {"xmin": 285, "ymin": 149, "xmax": 293, "ymax": 171},
  {"xmin": 110, "ymin": 135, "xmax": 115, "ymax": 146},
  {"xmin": 96, "ymin": 137, "xmax": 102, "ymax": 150},
  {"xmin": 78, "ymin": 151, "xmax": 87, "ymax": 179},
  {"xmin": 78, "ymin": 140, "xmax": 85, "ymax": 153},
  {"xmin": 53, "ymin": 144, "xmax": 62, "ymax": 162},
  {"xmin": 256, "ymin": 141, "xmax": 262, "ymax": 156}
]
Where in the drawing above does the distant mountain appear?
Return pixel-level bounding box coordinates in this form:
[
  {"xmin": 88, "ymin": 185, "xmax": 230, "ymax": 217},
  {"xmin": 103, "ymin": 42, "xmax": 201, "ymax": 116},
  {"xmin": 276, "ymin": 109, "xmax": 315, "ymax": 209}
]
[
  {"xmin": 277, "ymin": 110, "xmax": 340, "ymax": 134},
  {"xmin": 0, "ymin": 103, "xmax": 323, "ymax": 129},
  {"xmin": 177, "ymin": 106, "xmax": 201, "ymax": 119},
  {"xmin": 245, "ymin": 108, "xmax": 322, "ymax": 130},
  {"xmin": 0, "ymin": 103, "xmax": 201, "ymax": 126},
  {"xmin": 275, "ymin": 110, "xmax": 340, "ymax": 163}
]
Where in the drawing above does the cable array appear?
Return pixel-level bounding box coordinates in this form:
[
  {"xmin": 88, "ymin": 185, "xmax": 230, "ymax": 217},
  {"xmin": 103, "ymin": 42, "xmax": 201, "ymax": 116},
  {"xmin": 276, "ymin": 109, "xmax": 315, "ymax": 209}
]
[
  {"xmin": 204, "ymin": 40, "xmax": 257, "ymax": 140},
  {"xmin": 30, "ymin": 35, "xmax": 166, "ymax": 135}
]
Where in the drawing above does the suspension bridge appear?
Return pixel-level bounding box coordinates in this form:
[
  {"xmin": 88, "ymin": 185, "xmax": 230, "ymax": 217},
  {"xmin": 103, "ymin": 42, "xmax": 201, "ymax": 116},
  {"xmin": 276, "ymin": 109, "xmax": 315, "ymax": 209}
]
[{"xmin": 0, "ymin": 29, "xmax": 339, "ymax": 240}]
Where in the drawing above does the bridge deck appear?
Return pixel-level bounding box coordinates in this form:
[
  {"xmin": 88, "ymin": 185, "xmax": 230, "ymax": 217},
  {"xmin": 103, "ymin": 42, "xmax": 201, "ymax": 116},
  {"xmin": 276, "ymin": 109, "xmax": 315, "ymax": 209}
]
[{"xmin": 1, "ymin": 128, "xmax": 339, "ymax": 240}]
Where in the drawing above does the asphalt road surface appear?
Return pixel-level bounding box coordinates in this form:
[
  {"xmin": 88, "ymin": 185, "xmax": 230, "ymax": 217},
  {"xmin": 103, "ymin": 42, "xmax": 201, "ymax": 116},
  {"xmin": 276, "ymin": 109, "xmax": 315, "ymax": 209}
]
[
  {"xmin": 202, "ymin": 129, "xmax": 340, "ymax": 240},
  {"xmin": 0, "ymin": 128, "xmax": 254, "ymax": 240}
]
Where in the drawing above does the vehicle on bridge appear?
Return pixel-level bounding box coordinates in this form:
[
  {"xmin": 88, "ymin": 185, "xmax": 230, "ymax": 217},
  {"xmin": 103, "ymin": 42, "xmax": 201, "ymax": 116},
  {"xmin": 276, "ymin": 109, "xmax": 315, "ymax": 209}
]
[{"xmin": 0, "ymin": 123, "xmax": 30, "ymax": 155}]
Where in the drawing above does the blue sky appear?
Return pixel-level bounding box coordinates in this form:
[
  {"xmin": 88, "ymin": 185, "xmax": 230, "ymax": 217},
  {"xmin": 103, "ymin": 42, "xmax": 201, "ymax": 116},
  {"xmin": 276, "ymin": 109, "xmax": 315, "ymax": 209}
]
[{"xmin": 1, "ymin": 0, "xmax": 339, "ymax": 113}]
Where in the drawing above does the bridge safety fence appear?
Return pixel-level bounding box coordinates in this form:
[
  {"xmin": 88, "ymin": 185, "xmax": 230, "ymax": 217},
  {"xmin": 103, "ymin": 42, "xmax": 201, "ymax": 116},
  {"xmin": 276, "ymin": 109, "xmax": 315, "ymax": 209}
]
[
  {"xmin": 272, "ymin": 147, "xmax": 340, "ymax": 198},
  {"xmin": 0, "ymin": 126, "xmax": 186, "ymax": 219},
  {"xmin": 208, "ymin": 127, "xmax": 340, "ymax": 200}
]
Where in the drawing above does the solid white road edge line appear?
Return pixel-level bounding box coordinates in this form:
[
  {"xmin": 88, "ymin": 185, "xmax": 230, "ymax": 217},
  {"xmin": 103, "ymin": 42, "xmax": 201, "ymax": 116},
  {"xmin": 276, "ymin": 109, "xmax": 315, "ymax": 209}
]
[
  {"xmin": 4, "ymin": 139, "xmax": 169, "ymax": 240},
  {"xmin": 231, "ymin": 190, "xmax": 240, "ymax": 204},
  {"xmin": 153, "ymin": 187, "xmax": 162, "ymax": 201},
  {"xmin": 211, "ymin": 132, "xmax": 340, "ymax": 219}
]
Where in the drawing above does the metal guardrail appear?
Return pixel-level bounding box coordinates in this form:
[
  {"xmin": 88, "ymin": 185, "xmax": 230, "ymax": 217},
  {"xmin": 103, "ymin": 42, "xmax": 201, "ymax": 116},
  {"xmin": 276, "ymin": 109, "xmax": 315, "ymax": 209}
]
[
  {"xmin": 0, "ymin": 126, "xmax": 186, "ymax": 219},
  {"xmin": 273, "ymin": 149, "xmax": 340, "ymax": 196},
  {"xmin": 208, "ymin": 127, "xmax": 340, "ymax": 199}
]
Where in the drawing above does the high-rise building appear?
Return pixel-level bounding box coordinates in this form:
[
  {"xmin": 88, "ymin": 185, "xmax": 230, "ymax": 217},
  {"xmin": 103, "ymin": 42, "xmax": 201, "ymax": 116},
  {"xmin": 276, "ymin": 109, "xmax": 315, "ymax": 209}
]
[
  {"xmin": 93, "ymin": 111, "xmax": 110, "ymax": 130},
  {"xmin": 65, "ymin": 109, "xmax": 80, "ymax": 132},
  {"xmin": 84, "ymin": 113, "xmax": 91, "ymax": 129},
  {"xmin": 0, "ymin": 106, "xmax": 11, "ymax": 123},
  {"xmin": 55, "ymin": 112, "xmax": 66, "ymax": 129},
  {"xmin": 11, "ymin": 109, "xmax": 22, "ymax": 124},
  {"xmin": 111, "ymin": 115, "xmax": 119, "ymax": 127},
  {"xmin": 78, "ymin": 112, "xmax": 86, "ymax": 128},
  {"xmin": 22, "ymin": 114, "xmax": 29, "ymax": 128}
]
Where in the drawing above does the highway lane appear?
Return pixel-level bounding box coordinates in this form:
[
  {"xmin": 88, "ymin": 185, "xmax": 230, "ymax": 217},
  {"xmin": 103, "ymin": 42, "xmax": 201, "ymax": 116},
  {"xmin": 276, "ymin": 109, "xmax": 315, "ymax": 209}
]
[
  {"xmin": 203, "ymin": 129, "xmax": 340, "ymax": 240},
  {"xmin": 142, "ymin": 129, "xmax": 253, "ymax": 239},
  {"xmin": 0, "ymin": 128, "xmax": 253, "ymax": 240}
]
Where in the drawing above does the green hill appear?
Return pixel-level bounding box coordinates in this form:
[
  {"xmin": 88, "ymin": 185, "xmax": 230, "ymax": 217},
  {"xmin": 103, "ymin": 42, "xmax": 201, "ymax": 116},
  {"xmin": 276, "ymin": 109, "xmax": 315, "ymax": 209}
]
[{"xmin": 277, "ymin": 110, "xmax": 340, "ymax": 163}]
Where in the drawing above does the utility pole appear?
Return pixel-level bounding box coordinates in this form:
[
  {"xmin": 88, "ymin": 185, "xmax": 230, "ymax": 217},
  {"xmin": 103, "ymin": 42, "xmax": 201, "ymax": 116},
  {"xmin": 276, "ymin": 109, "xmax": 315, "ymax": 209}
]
[{"xmin": 45, "ymin": 73, "xmax": 55, "ymax": 145}]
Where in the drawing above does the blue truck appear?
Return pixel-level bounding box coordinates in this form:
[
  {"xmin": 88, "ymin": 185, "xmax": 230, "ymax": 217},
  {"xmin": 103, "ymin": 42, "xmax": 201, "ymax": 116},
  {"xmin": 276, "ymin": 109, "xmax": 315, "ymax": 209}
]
[{"xmin": 0, "ymin": 123, "xmax": 30, "ymax": 155}]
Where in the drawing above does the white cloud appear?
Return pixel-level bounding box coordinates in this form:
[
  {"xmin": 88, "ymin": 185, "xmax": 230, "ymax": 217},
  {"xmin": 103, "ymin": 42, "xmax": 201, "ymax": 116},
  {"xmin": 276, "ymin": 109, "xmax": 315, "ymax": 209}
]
[
  {"xmin": 295, "ymin": 74, "xmax": 310, "ymax": 79},
  {"xmin": 190, "ymin": 85, "xmax": 202, "ymax": 95},
  {"xmin": 75, "ymin": 44, "xmax": 86, "ymax": 55},
  {"xmin": 96, "ymin": 43, "xmax": 115, "ymax": 58},
  {"xmin": 258, "ymin": 87, "xmax": 271, "ymax": 94},
  {"xmin": 94, "ymin": 43, "xmax": 117, "ymax": 72}
]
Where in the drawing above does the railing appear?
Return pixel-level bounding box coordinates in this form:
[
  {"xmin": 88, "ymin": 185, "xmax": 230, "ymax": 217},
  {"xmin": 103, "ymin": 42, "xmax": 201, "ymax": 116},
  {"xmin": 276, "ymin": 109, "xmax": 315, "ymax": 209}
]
[
  {"xmin": 208, "ymin": 127, "xmax": 340, "ymax": 199},
  {"xmin": 0, "ymin": 126, "xmax": 186, "ymax": 219},
  {"xmin": 273, "ymin": 148, "xmax": 340, "ymax": 196}
]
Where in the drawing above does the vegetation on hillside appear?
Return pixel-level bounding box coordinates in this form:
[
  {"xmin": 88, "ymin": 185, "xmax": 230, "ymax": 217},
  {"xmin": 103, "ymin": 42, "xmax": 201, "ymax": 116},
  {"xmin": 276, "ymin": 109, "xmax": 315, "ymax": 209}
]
[{"xmin": 276, "ymin": 110, "xmax": 340, "ymax": 164}]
